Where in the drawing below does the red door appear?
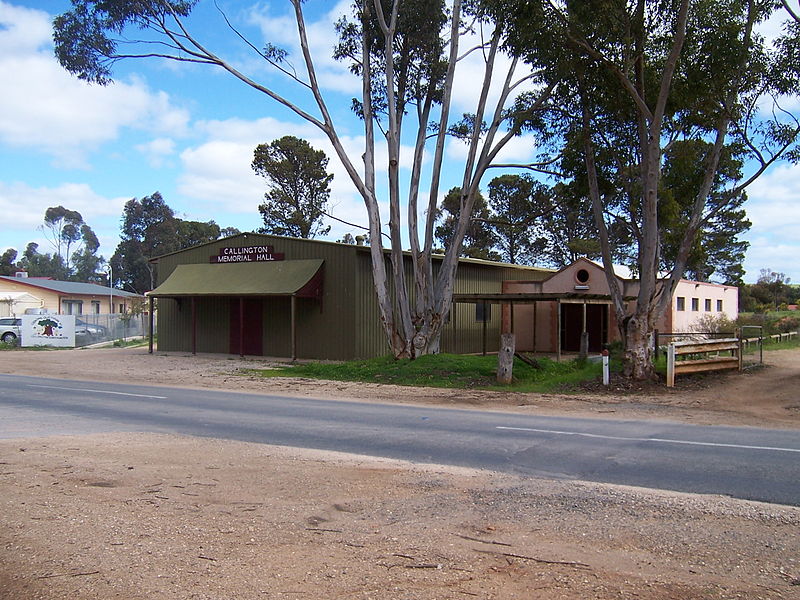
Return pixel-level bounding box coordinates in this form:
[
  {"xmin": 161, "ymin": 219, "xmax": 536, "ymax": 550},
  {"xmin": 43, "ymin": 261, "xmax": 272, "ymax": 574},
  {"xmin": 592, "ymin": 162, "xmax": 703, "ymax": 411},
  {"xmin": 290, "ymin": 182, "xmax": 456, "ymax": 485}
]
[{"xmin": 230, "ymin": 298, "xmax": 263, "ymax": 356}]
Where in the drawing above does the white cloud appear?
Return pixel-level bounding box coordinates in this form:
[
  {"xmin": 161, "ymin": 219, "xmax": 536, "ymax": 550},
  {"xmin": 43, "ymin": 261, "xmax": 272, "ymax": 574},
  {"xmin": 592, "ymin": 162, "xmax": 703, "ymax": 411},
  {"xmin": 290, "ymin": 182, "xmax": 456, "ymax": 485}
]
[
  {"xmin": 246, "ymin": 0, "xmax": 359, "ymax": 95},
  {"xmin": 179, "ymin": 140, "xmax": 265, "ymax": 214},
  {"xmin": 445, "ymin": 132, "xmax": 538, "ymax": 167},
  {"xmin": 0, "ymin": 2, "xmax": 190, "ymax": 167},
  {"xmin": 743, "ymin": 240, "xmax": 798, "ymax": 283},
  {"xmin": 136, "ymin": 138, "xmax": 177, "ymax": 168},
  {"xmin": 0, "ymin": 1, "xmax": 50, "ymax": 55},
  {"xmin": 0, "ymin": 180, "xmax": 129, "ymax": 255},
  {"xmin": 746, "ymin": 163, "xmax": 800, "ymax": 236},
  {"xmin": 740, "ymin": 162, "xmax": 800, "ymax": 281},
  {"xmin": 177, "ymin": 114, "xmax": 427, "ymax": 235}
]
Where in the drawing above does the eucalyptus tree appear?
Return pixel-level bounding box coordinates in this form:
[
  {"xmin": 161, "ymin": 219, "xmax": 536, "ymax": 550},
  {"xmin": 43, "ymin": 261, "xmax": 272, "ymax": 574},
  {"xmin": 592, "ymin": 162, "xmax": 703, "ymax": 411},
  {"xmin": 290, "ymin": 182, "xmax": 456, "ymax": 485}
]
[
  {"xmin": 53, "ymin": 0, "xmax": 555, "ymax": 358},
  {"xmin": 40, "ymin": 206, "xmax": 84, "ymax": 270},
  {"xmin": 659, "ymin": 140, "xmax": 751, "ymax": 285},
  {"xmin": 496, "ymin": 0, "xmax": 800, "ymax": 378}
]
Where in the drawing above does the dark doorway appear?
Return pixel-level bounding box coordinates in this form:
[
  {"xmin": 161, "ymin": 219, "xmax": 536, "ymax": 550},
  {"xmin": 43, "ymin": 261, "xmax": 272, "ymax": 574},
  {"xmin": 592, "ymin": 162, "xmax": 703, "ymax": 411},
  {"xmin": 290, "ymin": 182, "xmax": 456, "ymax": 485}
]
[
  {"xmin": 230, "ymin": 298, "xmax": 264, "ymax": 355},
  {"xmin": 560, "ymin": 303, "xmax": 608, "ymax": 353}
]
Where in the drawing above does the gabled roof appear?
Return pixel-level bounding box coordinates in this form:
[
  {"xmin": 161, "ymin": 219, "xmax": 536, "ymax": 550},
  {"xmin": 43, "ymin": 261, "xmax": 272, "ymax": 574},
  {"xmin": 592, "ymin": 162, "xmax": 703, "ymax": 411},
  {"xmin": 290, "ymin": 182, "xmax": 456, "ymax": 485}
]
[
  {"xmin": 0, "ymin": 276, "xmax": 143, "ymax": 298},
  {"xmin": 0, "ymin": 291, "xmax": 38, "ymax": 301},
  {"xmin": 148, "ymin": 231, "xmax": 553, "ymax": 274}
]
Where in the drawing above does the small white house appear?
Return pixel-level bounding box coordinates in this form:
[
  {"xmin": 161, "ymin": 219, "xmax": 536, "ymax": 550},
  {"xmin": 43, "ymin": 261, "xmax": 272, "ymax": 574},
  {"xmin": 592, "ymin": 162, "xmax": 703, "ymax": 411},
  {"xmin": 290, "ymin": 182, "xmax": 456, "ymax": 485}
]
[
  {"xmin": 670, "ymin": 279, "xmax": 738, "ymax": 331},
  {"xmin": 0, "ymin": 291, "xmax": 42, "ymax": 317}
]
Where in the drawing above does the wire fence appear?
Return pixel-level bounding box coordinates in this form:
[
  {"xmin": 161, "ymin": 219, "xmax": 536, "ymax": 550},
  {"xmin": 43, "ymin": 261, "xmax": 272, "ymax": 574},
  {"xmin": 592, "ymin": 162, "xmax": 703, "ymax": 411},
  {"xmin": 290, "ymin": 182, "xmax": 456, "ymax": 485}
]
[{"xmin": 73, "ymin": 313, "xmax": 153, "ymax": 348}]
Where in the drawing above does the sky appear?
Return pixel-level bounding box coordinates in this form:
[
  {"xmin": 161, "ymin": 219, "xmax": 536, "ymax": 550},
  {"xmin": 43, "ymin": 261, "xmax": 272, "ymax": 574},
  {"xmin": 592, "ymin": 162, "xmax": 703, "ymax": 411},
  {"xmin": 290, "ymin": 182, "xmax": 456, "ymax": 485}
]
[{"xmin": 0, "ymin": 0, "xmax": 799, "ymax": 286}]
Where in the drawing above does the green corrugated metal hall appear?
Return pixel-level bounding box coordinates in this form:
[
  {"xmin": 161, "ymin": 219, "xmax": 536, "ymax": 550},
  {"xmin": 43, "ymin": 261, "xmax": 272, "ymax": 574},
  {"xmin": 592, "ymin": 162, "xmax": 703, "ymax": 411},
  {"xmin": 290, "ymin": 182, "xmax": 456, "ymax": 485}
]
[{"xmin": 148, "ymin": 233, "xmax": 549, "ymax": 360}]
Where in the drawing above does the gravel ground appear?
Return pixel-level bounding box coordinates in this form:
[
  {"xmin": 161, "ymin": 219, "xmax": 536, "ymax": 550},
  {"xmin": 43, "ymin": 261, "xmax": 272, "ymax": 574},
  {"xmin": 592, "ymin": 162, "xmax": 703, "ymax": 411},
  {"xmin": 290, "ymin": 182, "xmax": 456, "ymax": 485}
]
[{"xmin": 1, "ymin": 346, "xmax": 799, "ymax": 599}]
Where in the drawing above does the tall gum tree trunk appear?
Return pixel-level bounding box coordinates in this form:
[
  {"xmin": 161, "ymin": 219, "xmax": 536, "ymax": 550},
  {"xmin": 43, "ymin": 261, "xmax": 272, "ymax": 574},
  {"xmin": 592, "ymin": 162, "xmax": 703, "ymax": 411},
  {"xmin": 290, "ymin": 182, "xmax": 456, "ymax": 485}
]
[{"xmin": 623, "ymin": 312, "xmax": 655, "ymax": 380}]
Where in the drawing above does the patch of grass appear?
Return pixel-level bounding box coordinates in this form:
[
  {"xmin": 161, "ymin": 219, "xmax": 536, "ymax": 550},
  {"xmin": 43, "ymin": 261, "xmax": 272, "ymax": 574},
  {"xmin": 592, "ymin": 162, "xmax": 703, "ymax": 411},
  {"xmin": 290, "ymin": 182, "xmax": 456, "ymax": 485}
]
[
  {"xmin": 111, "ymin": 337, "xmax": 148, "ymax": 348},
  {"xmin": 247, "ymin": 353, "xmax": 608, "ymax": 393},
  {"xmin": 761, "ymin": 336, "xmax": 800, "ymax": 352},
  {"xmin": 0, "ymin": 343, "xmax": 65, "ymax": 351}
]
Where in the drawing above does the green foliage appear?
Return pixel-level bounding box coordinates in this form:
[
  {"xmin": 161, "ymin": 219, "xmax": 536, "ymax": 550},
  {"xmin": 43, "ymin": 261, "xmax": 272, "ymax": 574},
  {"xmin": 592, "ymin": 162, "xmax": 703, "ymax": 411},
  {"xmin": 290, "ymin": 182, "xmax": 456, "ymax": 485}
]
[
  {"xmin": 435, "ymin": 188, "xmax": 499, "ymax": 261},
  {"xmin": 0, "ymin": 248, "xmax": 19, "ymax": 275},
  {"xmin": 535, "ymin": 182, "xmax": 603, "ymax": 268},
  {"xmin": 689, "ymin": 313, "xmax": 738, "ymax": 335},
  {"xmin": 775, "ymin": 315, "xmax": 800, "ymax": 332},
  {"xmin": 659, "ymin": 140, "xmax": 750, "ymax": 284},
  {"xmin": 42, "ymin": 205, "xmax": 84, "ymax": 264},
  {"xmin": 0, "ymin": 335, "xmax": 20, "ymax": 349},
  {"xmin": 53, "ymin": 0, "xmax": 198, "ymax": 85},
  {"xmin": 252, "ymin": 136, "xmax": 332, "ymax": 239},
  {"xmin": 17, "ymin": 242, "xmax": 70, "ymax": 280},
  {"xmin": 14, "ymin": 207, "xmax": 105, "ymax": 282},
  {"xmin": 333, "ymin": 0, "xmax": 449, "ymax": 122},
  {"xmin": 486, "ymin": 174, "xmax": 551, "ymax": 265},
  {"xmin": 248, "ymin": 353, "xmax": 604, "ymax": 393},
  {"xmin": 110, "ymin": 192, "xmax": 225, "ymax": 293},
  {"xmin": 111, "ymin": 337, "xmax": 147, "ymax": 348}
]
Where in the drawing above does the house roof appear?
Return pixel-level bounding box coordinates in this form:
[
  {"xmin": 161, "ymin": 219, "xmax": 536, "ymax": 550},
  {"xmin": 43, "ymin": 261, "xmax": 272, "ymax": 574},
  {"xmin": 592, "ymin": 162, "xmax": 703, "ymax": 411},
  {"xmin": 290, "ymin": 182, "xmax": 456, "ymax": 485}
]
[
  {"xmin": 0, "ymin": 291, "xmax": 39, "ymax": 301},
  {"xmin": 147, "ymin": 259, "xmax": 325, "ymax": 298},
  {"xmin": 0, "ymin": 276, "xmax": 143, "ymax": 298}
]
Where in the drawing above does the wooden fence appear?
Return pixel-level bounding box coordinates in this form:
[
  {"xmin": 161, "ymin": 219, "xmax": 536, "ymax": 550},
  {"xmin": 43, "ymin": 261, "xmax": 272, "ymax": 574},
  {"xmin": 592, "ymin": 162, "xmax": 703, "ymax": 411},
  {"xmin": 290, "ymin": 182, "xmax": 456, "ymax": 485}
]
[{"xmin": 666, "ymin": 337, "xmax": 742, "ymax": 388}]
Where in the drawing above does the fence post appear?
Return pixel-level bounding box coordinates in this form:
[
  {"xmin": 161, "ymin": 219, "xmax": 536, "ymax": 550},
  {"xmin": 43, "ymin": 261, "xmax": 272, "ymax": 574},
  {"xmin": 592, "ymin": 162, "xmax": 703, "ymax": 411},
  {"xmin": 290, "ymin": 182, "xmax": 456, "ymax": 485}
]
[
  {"xmin": 736, "ymin": 327, "xmax": 743, "ymax": 371},
  {"xmin": 497, "ymin": 333, "xmax": 515, "ymax": 384},
  {"xmin": 666, "ymin": 343, "xmax": 676, "ymax": 388},
  {"xmin": 653, "ymin": 329, "xmax": 659, "ymax": 360}
]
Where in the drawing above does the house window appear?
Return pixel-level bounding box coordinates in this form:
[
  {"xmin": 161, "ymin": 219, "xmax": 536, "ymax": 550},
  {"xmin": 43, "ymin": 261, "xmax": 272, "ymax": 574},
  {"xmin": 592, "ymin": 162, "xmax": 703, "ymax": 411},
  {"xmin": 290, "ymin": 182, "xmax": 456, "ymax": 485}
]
[
  {"xmin": 91, "ymin": 301, "xmax": 101, "ymax": 314},
  {"xmin": 691, "ymin": 298, "xmax": 699, "ymax": 311},
  {"xmin": 475, "ymin": 302, "xmax": 491, "ymax": 323},
  {"xmin": 704, "ymin": 299, "xmax": 711, "ymax": 311},
  {"xmin": 62, "ymin": 300, "xmax": 83, "ymax": 315},
  {"xmin": 676, "ymin": 297, "xmax": 685, "ymax": 311},
  {"xmin": 717, "ymin": 299, "xmax": 723, "ymax": 312},
  {"xmin": 576, "ymin": 269, "xmax": 590, "ymax": 284}
]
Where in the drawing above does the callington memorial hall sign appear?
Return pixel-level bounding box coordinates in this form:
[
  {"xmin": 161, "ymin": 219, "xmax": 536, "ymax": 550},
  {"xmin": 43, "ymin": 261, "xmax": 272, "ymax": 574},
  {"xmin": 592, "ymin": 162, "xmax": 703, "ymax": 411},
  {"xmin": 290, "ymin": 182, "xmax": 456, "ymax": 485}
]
[{"xmin": 210, "ymin": 246, "xmax": 285, "ymax": 263}]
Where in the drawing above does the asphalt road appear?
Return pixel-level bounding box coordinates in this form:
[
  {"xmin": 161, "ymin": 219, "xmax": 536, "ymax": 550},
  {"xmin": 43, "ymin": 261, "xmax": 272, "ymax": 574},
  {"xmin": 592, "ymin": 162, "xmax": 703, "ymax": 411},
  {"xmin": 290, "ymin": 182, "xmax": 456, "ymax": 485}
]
[{"xmin": 1, "ymin": 373, "xmax": 799, "ymax": 506}]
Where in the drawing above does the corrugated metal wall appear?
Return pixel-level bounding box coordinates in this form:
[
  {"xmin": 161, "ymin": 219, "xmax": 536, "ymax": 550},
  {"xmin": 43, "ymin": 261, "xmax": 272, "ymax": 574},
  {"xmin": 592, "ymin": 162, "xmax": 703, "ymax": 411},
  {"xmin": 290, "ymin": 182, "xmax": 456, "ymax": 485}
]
[
  {"xmin": 157, "ymin": 296, "xmax": 230, "ymax": 354},
  {"xmin": 442, "ymin": 261, "xmax": 549, "ymax": 354},
  {"xmin": 350, "ymin": 248, "xmax": 550, "ymax": 357},
  {"xmin": 154, "ymin": 233, "xmax": 359, "ymax": 359},
  {"xmin": 153, "ymin": 233, "xmax": 550, "ymax": 360}
]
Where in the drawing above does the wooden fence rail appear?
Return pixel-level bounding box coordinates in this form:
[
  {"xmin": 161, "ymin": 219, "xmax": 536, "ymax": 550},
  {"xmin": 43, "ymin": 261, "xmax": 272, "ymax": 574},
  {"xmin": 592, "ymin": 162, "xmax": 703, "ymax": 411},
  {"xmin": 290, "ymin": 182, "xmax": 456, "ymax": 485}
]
[{"xmin": 666, "ymin": 337, "xmax": 742, "ymax": 388}]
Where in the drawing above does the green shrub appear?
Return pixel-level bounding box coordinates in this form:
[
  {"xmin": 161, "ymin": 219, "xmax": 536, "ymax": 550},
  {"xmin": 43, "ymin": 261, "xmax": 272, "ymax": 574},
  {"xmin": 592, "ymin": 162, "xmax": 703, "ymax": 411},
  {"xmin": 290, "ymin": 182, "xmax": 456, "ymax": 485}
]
[{"xmin": 775, "ymin": 316, "xmax": 799, "ymax": 333}]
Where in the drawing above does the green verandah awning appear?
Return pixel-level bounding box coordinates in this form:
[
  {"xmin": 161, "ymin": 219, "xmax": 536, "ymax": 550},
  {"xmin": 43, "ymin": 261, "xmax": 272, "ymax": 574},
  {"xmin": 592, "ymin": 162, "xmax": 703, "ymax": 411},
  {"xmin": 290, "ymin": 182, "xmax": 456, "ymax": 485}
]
[
  {"xmin": 146, "ymin": 259, "xmax": 324, "ymax": 359},
  {"xmin": 148, "ymin": 259, "xmax": 324, "ymax": 298}
]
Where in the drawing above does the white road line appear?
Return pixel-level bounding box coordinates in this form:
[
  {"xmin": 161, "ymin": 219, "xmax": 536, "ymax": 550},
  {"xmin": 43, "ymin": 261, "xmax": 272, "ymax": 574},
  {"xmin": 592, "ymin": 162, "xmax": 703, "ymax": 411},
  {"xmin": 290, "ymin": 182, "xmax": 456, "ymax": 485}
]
[
  {"xmin": 496, "ymin": 426, "xmax": 800, "ymax": 453},
  {"xmin": 28, "ymin": 384, "xmax": 167, "ymax": 400}
]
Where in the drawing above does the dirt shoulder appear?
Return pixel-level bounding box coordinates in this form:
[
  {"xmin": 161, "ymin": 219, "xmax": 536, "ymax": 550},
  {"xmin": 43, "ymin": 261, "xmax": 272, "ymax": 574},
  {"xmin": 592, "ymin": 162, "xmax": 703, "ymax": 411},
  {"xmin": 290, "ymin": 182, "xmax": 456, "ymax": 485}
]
[
  {"xmin": 1, "ymin": 347, "xmax": 799, "ymax": 599},
  {"xmin": 2, "ymin": 434, "xmax": 799, "ymax": 600}
]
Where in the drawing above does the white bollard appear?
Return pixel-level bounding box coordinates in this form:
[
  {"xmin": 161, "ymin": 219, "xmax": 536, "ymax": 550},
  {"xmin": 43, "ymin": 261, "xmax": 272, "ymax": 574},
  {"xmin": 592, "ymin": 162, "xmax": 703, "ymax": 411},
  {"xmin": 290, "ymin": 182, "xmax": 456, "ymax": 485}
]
[{"xmin": 602, "ymin": 349, "xmax": 610, "ymax": 386}]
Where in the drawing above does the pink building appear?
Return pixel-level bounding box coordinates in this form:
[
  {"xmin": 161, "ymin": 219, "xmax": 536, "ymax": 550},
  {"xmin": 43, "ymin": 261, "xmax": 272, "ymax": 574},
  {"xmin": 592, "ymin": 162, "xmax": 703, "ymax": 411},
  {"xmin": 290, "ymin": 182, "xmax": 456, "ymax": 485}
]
[{"xmin": 497, "ymin": 258, "xmax": 738, "ymax": 354}]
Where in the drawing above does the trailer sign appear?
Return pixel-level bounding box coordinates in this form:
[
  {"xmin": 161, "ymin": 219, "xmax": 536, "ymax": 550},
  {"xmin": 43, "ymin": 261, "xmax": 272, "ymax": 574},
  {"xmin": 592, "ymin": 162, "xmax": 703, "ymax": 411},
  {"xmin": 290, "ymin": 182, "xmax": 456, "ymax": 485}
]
[{"xmin": 22, "ymin": 314, "xmax": 75, "ymax": 347}]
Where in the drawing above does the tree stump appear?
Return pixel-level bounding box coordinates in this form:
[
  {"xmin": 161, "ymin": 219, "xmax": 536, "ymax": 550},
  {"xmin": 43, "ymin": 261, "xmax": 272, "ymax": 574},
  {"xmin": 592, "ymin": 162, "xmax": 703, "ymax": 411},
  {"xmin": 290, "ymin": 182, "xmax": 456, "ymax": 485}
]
[{"xmin": 497, "ymin": 333, "xmax": 515, "ymax": 384}]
